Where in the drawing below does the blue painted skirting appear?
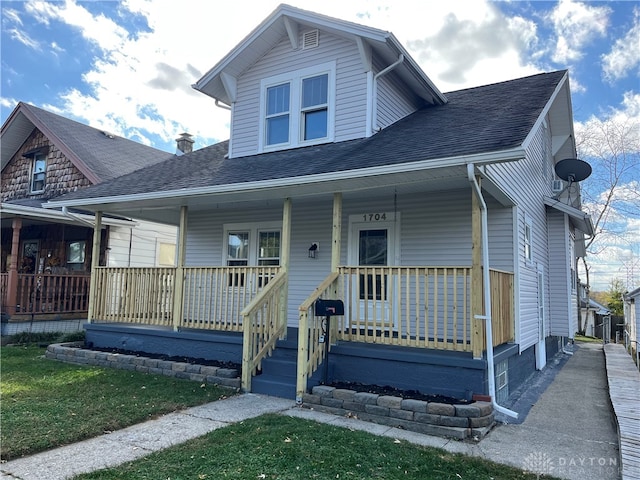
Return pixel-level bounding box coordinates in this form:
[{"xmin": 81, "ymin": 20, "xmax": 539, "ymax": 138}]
[
  {"xmin": 84, "ymin": 324, "xmax": 542, "ymax": 401},
  {"xmin": 84, "ymin": 323, "xmax": 243, "ymax": 364}
]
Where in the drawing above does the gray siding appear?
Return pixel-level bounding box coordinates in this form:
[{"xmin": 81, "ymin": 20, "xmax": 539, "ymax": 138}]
[
  {"xmin": 230, "ymin": 29, "xmax": 368, "ymax": 157},
  {"xmin": 374, "ymin": 57, "xmax": 420, "ymax": 130},
  {"xmin": 547, "ymin": 209, "xmax": 572, "ymax": 337},
  {"xmin": 184, "ymin": 188, "xmax": 514, "ymax": 328},
  {"xmin": 486, "ymin": 121, "xmax": 554, "ymax": 350}
]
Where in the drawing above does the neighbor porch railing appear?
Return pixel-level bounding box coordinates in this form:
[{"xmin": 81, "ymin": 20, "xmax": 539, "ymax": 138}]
[
  {"xmin": 296, "ymin": 266, "xmax": 514, "ymax": 399},
  {"xmin": 241, "ymin": 270, "xmax": 288, "ymax": 392},
  {"xmin": 1, "ymin": 273, "xmax": 90, "ymax": 316}
]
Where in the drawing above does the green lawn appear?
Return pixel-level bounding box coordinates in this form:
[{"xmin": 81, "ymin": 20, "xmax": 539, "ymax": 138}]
[
  {"xmin": 0, "ymin": 345, "xmax": 235, "ymax": 460},
  {"xmin": 2, "ymin": 344, "xmax": 559, "ymax": 480},
  {"xmin": 75, "ymin": 414, "xmax": 552, "ymax": 480}
]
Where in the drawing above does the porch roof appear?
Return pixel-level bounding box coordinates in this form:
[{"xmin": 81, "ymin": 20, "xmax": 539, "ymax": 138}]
[{"xmin": 46, "ymin": 71, "xmax": 567, "ymax": 225}]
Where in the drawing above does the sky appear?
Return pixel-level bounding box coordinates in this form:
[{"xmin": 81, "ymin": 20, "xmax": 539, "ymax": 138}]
[{"xmin": 1, "ymin": 0, "xmax": 638, "ymax": 292}]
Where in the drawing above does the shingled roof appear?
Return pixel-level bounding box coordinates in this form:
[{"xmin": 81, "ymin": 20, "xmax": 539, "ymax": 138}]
[
  {"xmin": 50, "ymin": 70, "xmax": 567, "ymax": 204},
  {"xmin": 1, "ymin": 102, "xmax": 173, "ymax": 184}
]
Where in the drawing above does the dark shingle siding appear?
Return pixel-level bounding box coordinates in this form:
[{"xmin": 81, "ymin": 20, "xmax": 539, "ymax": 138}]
[{"xmin": 23, "ymin": 104, "xmax": 174, "ymax": 182}]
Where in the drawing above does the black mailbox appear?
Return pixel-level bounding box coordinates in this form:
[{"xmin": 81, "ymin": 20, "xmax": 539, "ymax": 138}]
[{"xmin": 315, "ymin": 299, "xmax": 344, "ymax": 317}]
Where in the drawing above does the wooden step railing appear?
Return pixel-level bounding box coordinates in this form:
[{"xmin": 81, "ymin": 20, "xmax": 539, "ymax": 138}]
[{"xmin": 241, "ymin": 270, "xmax": 288, "ymax": 392}]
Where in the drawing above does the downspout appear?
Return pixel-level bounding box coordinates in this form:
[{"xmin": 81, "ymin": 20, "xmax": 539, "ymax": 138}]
[
  {"xmin": 467, "ymin": 164, "xmax": 518, "ymax": 419},
  {"xmin": 371, "ymin": 54, "xmax": 404, "ymax": 135},
  {"xmin": 61, "ymin": 206, "xmax": 96, "ymax": 228}
]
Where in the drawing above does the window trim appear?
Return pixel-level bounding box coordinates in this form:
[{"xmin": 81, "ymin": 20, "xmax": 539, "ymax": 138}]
[
  {"xmin": 30, "ymin": 153, "xmax": 47, "ymax": 194},
  {"xmin": 223, "ymin": 221, "xmax": 282, "ymax": 266},
  {"xmin": 524, "ymin": 214, "xmax": 533, "ymax": 266},
  {"xmin": 258, "ymin": 61, "xmax": 336, "ymax": 152}
]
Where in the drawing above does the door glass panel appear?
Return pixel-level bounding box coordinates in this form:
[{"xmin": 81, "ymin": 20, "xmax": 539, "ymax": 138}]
[{"xmin": 358, "ymin": 229, "xmax": 387, "ymax": 300}]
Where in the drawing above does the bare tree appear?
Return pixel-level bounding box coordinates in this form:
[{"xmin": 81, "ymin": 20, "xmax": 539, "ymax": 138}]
[{"xmin": 574, "ymin": 111, "xmax": 640, "ymax": 331}]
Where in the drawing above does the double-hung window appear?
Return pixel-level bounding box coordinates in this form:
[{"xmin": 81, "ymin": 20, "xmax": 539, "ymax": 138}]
[
  {"xmin": 31, "ymin": 153, "xmax": 46, "ymax": 193},
  {"xmin": 260, "ymin": 62, "xmax": 335, "ymax": 151},
  {"xmin": 225, "ymin": 224, "xmax": 281, "ymax": 287}
]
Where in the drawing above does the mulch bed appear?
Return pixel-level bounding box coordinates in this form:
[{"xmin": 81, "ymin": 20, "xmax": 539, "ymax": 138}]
[
  {"xmin": 327, "ymin": 381, "xmax": 473, "ymax": 404},
  {"xmin": 77, "ymin": 344, "xmax": 242, "ymax": 372}
]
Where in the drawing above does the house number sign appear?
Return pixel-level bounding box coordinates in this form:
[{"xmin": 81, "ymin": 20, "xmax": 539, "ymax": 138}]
[{"xmin": 362, "ymin": 213, "xmax": 393, "ymax": 222}]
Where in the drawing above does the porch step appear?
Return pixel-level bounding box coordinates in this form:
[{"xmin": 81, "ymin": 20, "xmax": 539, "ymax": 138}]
[{"xmin": 250, "ymin": 328, "xmax": 323, "ymax": 399}]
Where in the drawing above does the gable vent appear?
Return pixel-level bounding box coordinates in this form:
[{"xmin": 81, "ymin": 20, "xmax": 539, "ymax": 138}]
[{"xmin": 302, "ymin": 29, "xmax": 319, "ymax": 49}]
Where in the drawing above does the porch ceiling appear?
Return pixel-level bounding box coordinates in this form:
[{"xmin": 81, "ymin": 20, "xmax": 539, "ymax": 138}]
[{"xmin": 51, "ymin": 164, "xmax": 474, "ymax": 226}]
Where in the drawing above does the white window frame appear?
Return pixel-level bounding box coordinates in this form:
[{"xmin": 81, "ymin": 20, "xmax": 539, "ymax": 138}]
[
  {"xmin": 524, "ymin": 214, "xmax": 533, "ymax": 266},
  {"xmin": 258, "ymin": 61, "xmax": 336, "ymax": 152},
  {"xmin": 223, "ymin": 222, "xmax": 282, "ymax": 266},
  {"xmin": 30, "ymin": 153, "xmax": 47, "ymax": 193}
]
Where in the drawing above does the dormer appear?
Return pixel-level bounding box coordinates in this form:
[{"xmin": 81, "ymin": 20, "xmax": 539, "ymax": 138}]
[{"xmin": 192, "ymin": 4, "xmax": 447, "ymax": 158}]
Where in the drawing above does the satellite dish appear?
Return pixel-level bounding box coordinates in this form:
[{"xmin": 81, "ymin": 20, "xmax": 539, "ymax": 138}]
[{"xmin": 555, "ymin": 158, "xmax": 592, "ymax": 183}]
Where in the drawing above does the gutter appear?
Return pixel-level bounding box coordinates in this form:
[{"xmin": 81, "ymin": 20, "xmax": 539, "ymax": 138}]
[{"xmin": 467, "ymin": 163, "xmax": 518, "ymax": 419}]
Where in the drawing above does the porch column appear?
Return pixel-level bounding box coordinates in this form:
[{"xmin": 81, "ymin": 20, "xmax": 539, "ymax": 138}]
[
  {"xmin": 87, "ymin": 211, "xmax": 102, "ymax": 322},
  {"xmin": 172, "ymin": 206, "xmax": 187, "ymax": 331},
  {"xmin": 331, "ymin": 193, "xmax": 342, "ymax": 273},
  {"xmin": 5, "ymin": 218, "xmax": 22, "ymax": 315},
  {"xmin": 280, "ymin": 198, "xmax": 292, "ymax": 333},
  {"xmin": 471, "ymin": 180, "xmax": 484, "ymax": 359}
]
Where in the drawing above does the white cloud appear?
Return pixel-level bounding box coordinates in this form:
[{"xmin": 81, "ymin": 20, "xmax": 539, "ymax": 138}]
[
  {"xmin": 7, "ymin": 28, "xmax": 40, "ymax": 49},
  {"xmin": 602, "ymin": 7, "xmax": 640, "ymax": 83},
  {"xmin": 547, "ymin": 0, "xmax": 610, "ymax": 64}
]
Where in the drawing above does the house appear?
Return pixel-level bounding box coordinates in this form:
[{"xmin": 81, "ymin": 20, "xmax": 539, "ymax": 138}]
[
  {"xmin": 1, "ymin": 102, "xmax": 179, "ymax": 334},
  {"xmin": 623, "ymin": 287, "xmax": 640, "ymax": 367},
  {"xmin": 45, "ymin": 5, "xmax": 594, "ymax": 413},
  {"xmin": 578, "ymin": 282, "xmax": 612, "ymax": 338}
]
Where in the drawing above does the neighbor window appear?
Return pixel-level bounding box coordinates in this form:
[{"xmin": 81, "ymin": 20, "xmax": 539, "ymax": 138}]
[
  {"xmin": 31, "ymin": 153, "xmax": 46, "ymax": 193},
  {"xmin": 67, "ymin": 241, "xmax": 86, "ymax": 269},
  {"xmin": 260, "ymin": 62, "xmax": 335, "ymax": 151}
]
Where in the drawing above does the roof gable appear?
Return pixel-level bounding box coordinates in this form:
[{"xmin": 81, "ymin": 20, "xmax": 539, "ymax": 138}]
[
  {"xmin": 192, "ymin": 3, "xmax": 446, "ymax": 106},
  {"xmin": 1, "ymin": 102, "xmax": 173, "ymax": 184}
]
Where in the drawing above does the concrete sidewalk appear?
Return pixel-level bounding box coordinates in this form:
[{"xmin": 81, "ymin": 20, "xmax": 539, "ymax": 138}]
[{"xmin": 1, "ymin": 342, "xmax": 622, "ymax": 480}]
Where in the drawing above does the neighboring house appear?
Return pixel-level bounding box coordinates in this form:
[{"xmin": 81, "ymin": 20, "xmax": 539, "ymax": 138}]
[
  {"xmin": 1, "ymin": 102, "xmax": 179, "ymax": 332},
  {"xmin": 623, "ymin": 287, "xmax": 639, "ymax": 367},
  {"xmin": 580, "ymin": 292, "xmax": 611, "ymax": 338},
  {"xmin": 47, "ymin": 5, "xmax": 594, "ymax": 410}
]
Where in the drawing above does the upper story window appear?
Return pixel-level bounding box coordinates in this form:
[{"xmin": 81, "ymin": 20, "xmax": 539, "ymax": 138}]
[
  {"xmin": 259, "ymin": 62, "xmax": 335, "ymax": 152},
  {"xmin": 31, "ymin": 153, "xmax": 46, "ymax": 193}
]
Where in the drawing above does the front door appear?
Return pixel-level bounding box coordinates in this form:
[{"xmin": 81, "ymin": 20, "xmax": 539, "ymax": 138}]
[{"xmin": 348, "ymin": 213, "xmax": 399, "ymax": 330}]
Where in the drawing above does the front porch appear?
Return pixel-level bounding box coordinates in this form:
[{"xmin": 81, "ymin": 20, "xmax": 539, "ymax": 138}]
[{"xmin": 86, "ymin": 263, "xmax": 514, "ymax": 399}]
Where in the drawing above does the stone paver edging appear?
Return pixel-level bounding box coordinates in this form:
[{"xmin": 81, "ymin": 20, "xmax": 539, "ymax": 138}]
[
  {"xmin": 45, "ymin": 342, "xmax": 241, "ymax": 389},
  {"xmin": 302, "ymin": 385, "xmax": 494, "ymax": 441}
]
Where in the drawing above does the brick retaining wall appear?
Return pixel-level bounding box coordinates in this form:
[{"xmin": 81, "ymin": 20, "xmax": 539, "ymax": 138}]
[
  {"xmin": 302, "ymin": 385, "xmax": 495, "ymax": 441},
  {"xmin": 45, "ymin": 343, "xmax": 241, "ymax": 389}
]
